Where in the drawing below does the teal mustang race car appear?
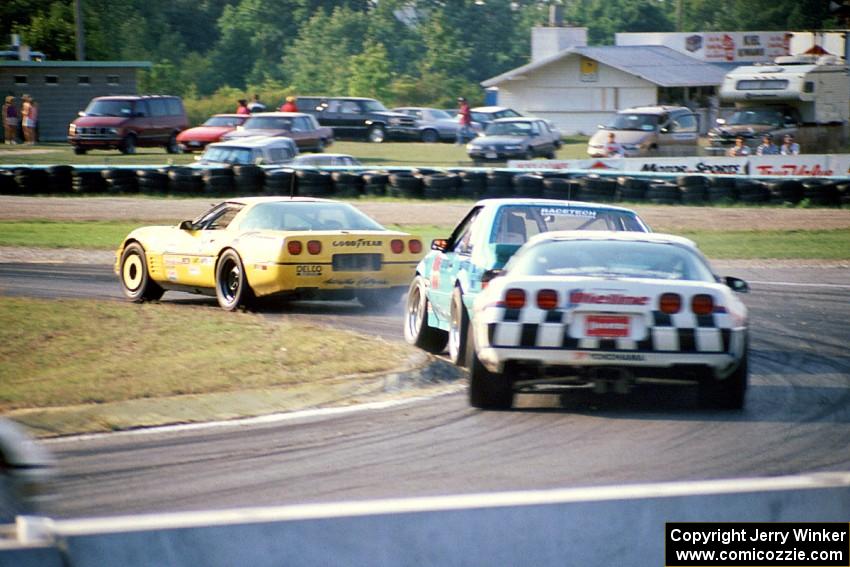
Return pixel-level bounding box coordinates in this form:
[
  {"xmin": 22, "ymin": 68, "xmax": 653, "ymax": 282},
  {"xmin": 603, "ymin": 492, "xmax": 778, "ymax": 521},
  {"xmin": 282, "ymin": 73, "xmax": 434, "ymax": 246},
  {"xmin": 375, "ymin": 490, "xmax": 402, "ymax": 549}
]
[{"xmin": 403, "ymin": 198, "xmax": 652, "ymax": 365}]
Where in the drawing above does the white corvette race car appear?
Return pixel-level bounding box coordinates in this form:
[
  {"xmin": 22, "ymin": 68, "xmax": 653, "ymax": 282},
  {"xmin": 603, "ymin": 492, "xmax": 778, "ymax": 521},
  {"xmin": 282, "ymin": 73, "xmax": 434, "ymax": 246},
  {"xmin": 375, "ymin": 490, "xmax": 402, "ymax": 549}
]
[{"xmin": 467, "ymin": 231, "xmax": 750, "ymax": 410}]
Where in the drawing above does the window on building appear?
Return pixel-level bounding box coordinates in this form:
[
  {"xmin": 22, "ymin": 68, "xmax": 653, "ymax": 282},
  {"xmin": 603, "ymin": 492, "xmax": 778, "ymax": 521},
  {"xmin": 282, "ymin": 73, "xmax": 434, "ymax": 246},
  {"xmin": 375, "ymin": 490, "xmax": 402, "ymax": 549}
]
[
  {"xmin": 14, "ymin": 75, "xmax": 27, "ymax": 85},
  {"xmin": 803, "ymin": 81, "xmax": 815, "ymax": 94},
  {"xmin": 107, "ymin": 75, "xmax": 120, "ymax": 86},
  {"xmin": 78, "ymin": 76, "xmax": 90, "ymax": 86},
  {"xmin": 45, "ymin": 75, "xmax": 59, "ymax": 85}
]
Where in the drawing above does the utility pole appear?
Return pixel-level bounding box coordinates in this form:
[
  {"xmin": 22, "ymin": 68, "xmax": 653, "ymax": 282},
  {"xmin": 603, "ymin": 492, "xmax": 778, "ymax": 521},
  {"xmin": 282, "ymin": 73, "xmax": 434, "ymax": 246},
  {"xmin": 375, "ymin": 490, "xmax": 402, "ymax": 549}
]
[{"xmin": 74, "ymin": 0, "xmax": 85, "ymax": 61}]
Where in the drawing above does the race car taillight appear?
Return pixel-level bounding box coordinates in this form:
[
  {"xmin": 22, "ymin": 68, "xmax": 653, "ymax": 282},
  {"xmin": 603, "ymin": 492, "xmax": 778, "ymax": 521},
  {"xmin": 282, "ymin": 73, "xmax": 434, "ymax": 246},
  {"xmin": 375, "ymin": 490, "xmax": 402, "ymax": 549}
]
[
  {"xmin": 659, "ymin": 293, "xmax": 681, "ymax": 314},
  {"xmin": 390, "ymin": 239, "xmax": 404, "ymax": 254},
  {"xmin": 307, "ymin": 240, "xmax": 322, "ymax": 255},
  {"xmin": 408, "ymin": 239, "xmax": 423, "ymax": 254},
  {"xmin": 536, "ymin": 289, "xmax": 558, "ymax": 310},
  {"xmin": 505, "ymin": 288, "xmax": 526, "ymax": 309},
  {"xmin": 691, "ymin": 294, "xmax": 714, "ymax": 315},
  {"xmin": 287, "ymin": 240, "xmax": 303, "ymax": 255}
]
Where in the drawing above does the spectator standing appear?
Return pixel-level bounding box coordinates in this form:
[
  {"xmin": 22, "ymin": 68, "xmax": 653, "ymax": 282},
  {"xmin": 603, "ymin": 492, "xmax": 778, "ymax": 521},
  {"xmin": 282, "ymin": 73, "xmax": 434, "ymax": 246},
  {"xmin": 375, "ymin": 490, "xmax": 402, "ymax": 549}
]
[
  {"xmin": 21, "ymin": 95, "xmax": 37, "ymax": 145},
  {"xmin": 247, "ymin": 94, "xmax": 266, "ymax": 113},
  {"xmin": 236, "ymin": 99, "xmax": 250, "ymax": 115},
  {"xmin": 280, "ymin": 96, "xmax": 298, "ymax": 112},
  {"xmin": 2, "ymin": 96, "xmax": 18, "ymax": 144},
  {"xmin": 756, "ymin": 134, "xmax": 779, "ymax": 155},
  {"xmin": 727, "ymin": 136, "xmax": 750, "ymax": 156},
  {"xmin": 780, "ymin": 134, "xmax": 800, "ymax": 155},
  {"xmin": 456, "ymin": 97, "xmax": 472, "ymax": 145},
  {"xmin": 604, "ymin": 132, "xmax": 625, "ymax": 157}
]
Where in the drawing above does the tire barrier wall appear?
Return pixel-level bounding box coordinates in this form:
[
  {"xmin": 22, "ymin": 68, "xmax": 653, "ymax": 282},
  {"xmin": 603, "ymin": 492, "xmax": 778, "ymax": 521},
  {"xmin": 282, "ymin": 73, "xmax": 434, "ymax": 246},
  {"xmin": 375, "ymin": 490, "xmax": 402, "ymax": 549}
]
[
  {"xmin": 1, "ymin": 166, "xmax": 849, "ymax": 207},
  {"xmin": 2, "ymin": 472, "xmax": 849, "ymax": 567}
]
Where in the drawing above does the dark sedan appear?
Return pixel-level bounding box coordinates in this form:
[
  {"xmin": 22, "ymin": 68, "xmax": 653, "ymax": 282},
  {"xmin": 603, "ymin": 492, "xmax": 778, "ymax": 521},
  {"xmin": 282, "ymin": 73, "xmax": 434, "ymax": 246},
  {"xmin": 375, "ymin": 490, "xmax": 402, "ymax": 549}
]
[
  {"xmin": 222, "ymin": 112, "xmax": 333, "ymax": 153},
  {"xmin": 466, "ymin": 117, "xmax": 559, "ymax": 163}
]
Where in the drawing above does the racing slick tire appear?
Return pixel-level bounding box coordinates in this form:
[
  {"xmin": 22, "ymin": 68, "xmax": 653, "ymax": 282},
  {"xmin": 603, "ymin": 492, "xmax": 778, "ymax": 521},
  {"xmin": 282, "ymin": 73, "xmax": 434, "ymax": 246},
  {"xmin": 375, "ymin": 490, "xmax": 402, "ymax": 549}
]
[
  {"xmin": 403, "ymin": 276, "xmax": 448, "ymax": 353},
  {"xmin": 467, "ymin": 320, "xmax": 513, "ymax": 410},
  {"xmin": 215, "ymin": 249, "xmax": 255, "ymax": 311},
  {"xmin": 698, "ymin": 351, "xmax": 748, "ymax": 410},
  {"xmin": 119, "ymin": 242, "xmax": 164, "ymax": 302},
  {"xmin": 448, "ymin": 287, "xmax": 470, "ymax": 367}
]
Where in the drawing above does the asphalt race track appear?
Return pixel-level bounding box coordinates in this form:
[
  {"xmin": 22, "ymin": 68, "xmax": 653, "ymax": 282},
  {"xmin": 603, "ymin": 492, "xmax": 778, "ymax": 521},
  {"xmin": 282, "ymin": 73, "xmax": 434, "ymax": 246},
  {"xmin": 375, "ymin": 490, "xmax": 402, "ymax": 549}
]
[{"xmin": 1, "ymin": 262, "xmax": 849, "ymax": 519}]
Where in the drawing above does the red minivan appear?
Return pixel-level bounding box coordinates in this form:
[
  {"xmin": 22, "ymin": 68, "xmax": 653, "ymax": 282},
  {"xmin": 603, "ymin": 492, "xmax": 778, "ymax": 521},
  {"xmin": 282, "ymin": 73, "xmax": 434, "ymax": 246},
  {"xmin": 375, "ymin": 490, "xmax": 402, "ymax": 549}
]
[{"xmin": 68, "ymin": 95, "xmax": 188, "ymax": 155}]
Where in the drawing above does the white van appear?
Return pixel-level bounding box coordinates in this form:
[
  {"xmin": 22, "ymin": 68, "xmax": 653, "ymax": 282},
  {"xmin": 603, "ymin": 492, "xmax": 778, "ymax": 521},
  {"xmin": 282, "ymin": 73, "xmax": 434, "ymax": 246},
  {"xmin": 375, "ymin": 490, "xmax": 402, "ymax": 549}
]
[{"xmin": 587, "ymin": 106, "xmax": 700, "ymax": 157}]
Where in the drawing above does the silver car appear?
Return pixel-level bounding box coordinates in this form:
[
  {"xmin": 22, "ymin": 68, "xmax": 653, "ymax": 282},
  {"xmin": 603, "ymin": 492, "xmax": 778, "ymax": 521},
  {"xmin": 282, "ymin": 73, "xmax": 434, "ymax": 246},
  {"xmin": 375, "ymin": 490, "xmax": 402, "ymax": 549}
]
[
  {"xmin": 0, "ymin": 419, "xmax": 53, "ymax": 522},
  {"xmin": 393, "ymin": 107, "xmax": 482, "ymax": 143},
  {"xmin": 467, "ymin": 117, "xmax": 560, "ymax": 163}
]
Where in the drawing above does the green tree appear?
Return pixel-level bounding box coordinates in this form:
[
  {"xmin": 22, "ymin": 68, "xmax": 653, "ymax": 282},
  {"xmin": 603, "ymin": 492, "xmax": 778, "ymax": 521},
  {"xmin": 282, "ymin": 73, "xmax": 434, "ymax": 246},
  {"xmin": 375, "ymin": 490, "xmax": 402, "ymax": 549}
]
[{"xmin": 347, "ymin": 40, "xmax": 393, "ymax": 100}]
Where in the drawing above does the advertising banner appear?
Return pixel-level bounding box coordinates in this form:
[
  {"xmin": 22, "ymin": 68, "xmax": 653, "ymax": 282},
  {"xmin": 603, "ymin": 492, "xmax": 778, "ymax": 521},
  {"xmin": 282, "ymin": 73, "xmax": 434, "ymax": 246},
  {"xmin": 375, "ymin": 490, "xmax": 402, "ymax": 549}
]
[{"xmin": 748, "ymin": 155, "xmax": 836, "ymax": 177}]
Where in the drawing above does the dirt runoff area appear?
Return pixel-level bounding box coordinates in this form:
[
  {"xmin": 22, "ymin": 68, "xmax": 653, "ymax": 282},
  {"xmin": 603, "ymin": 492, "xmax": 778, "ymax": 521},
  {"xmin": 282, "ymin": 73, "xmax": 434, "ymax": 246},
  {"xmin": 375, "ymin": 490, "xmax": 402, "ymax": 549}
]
[{"xmin": 1, "ymin": 195, "xmax": 850, "ymax": 232}]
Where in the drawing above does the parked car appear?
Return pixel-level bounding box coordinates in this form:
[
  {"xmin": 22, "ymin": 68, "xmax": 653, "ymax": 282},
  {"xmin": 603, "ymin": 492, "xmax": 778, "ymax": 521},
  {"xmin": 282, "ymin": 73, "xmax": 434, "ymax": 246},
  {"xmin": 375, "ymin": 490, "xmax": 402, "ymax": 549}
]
[
  {"xmin": 222, "ymin": 112, "xmax": 333, "ymax": 153},
  {"xmin": 466, "ymin": 231, "xmax": 750, "ymax": 410},
  {"xmin": 68, "ymin": 95, "xmax": 188, "ymax": 155},
  {"xmin": 392, "ymin": 107, "xmax": 482, "ymax": 143},
  {"xmin": 587, "ymin": 105, "xmax": 699, "ymax": 158},
  {"xmin": 116, "ymin": 197, "xmax": 425, "ymax": 310},
  {"xmin": 403, "ymin": 198, "xmax": 651, "ymax": 366},
  {"xmin": 0, "ymin": 418, "xmax": 53, "ymax": 522},
  {"xmin": 471, "ymin": 106, "xmax": 562, "ymax": 147},
  {"xmin": 466, "ymin": 117, "xmax": 560, "ymax": 163},
  {"xmin": 297, "ymin": 96, "xmax": 418, "ymax": 143},
  {"xmin": 194, "ymin": 136, "xmax": 298, "ymax": 168},
  {"xmin": 176, "ymin": 114, "xmax": 249, "ymax": 152},
  {"xmin": 290, "ymin": 153, "xmax": 362, "ymax": 167}
]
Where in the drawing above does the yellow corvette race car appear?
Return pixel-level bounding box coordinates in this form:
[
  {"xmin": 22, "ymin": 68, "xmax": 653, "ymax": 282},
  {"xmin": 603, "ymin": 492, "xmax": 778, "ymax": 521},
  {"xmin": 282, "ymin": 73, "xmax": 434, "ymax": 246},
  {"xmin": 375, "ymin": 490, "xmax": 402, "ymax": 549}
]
[{"xmin": 116, "ymin": 197, "xmax": 425, "ymax": 310}]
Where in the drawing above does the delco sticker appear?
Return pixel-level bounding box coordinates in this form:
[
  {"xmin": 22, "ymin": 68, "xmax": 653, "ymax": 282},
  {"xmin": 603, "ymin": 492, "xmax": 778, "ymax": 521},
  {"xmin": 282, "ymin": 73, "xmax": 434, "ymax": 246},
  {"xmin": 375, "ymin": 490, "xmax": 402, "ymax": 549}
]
[
  {"xmin": 567, "ymin": 289, "xmax": 650, "ymax": 308},
  {"xmin": 331, "ymin": 239, "xmax": 382, "ymax": 248},
  {"xmin": 296, "ymin": 265, "xmax": 323, "ymax": 276},
  {"xmin": 539, "ymin": 207, "xmax": 597, "ymax": 218}
]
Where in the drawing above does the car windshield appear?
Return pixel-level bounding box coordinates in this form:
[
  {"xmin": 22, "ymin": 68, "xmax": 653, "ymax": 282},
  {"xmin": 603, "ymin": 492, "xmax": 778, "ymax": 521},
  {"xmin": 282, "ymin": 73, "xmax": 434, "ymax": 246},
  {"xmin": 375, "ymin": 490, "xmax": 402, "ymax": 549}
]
[
  {"xmin": 84, "ymin": 100, "xmax": 136, "ymax": 117},
  {"xmin": 242, "ymin": 117, "xmax": 292, "ymax": 130},
  {"xmin": 607, "ymin": 114, "xmax": 658, "ymax": 131},
  {"xmin": 200, "ymin": 146, "xmax": 255, "ymax": 165},
  {"xmin": 507, "ymin": 240, "xmax": 715, "ymax": 281},
  {"xmin": 485, "ymin": 121, "xmax": 532, "ymax": 137},
  {"xmin": 239, "ymin": 201, "xmax": 386, "ymax": 231},
  {"xmin": 493, "ymin": 109, "xmax": 522, "ymax": 119},
  {"xmin": 727, "ymin": 110, "xmax": 784, "ymax": 127},
  {"xmin": 490, "ymin": 205, "xmax": 649, "ymax": 245},
  {"xmin": 361, "ymin": 100, "xmax": 387, "ymax": 112},
  {"xmin": 203, "ymin": 116, "xmax": 245, "ymax": 127}
]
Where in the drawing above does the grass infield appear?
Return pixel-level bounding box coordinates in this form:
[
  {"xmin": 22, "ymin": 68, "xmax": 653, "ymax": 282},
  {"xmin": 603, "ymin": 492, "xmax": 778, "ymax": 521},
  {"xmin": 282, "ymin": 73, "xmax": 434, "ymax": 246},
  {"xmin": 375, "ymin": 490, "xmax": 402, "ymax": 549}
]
[{"xmin": 1, "ymin": 220, "xmax": 849, "ymax": 260}]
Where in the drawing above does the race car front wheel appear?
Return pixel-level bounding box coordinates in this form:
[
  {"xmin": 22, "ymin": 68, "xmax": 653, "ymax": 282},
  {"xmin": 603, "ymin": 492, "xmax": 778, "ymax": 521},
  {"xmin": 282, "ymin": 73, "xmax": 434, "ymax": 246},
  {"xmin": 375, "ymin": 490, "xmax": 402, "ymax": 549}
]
[
  {"xmin": 216, "ymin": 249, "xmax": 254, "ymax": 311},
  {"xmin": 403, "ymin": 276, "xmax": 448, "ymax": 353},
  {"xmin": 120, "ymin": 242, "xmax": 164, "ymax": 302},
  {"xmin": 467, "ymin": 319, "xmax": 513, "ymax": 410}
]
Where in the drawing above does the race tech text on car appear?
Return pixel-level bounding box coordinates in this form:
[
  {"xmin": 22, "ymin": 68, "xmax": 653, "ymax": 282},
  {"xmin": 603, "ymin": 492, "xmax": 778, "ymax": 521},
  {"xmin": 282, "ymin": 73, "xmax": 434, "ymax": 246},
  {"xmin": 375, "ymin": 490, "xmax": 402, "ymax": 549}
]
[
  {"xmin": 116, "ymin": 197, "xmax": 425, "ymax": 310},
  {"xmin": 403, "ymin": 198, "xmax": 651, "ymax": 366},
  {"xmin": 465, "ymin": 231, "xmax": 750, "ymax": 411}
]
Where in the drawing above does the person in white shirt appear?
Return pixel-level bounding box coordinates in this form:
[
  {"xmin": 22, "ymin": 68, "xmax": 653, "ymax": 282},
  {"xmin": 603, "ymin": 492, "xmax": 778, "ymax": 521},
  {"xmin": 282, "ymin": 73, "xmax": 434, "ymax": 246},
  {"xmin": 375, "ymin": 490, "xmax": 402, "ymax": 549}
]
[
  {"xmin": 604, "ymin": 132, "xmax": 624, "ymax": 158},
  {"xmin": 780, "ymin": 134, "xmax": 800, "ymax": 155},
  {"xmin": 247, "ymin": 94, "xmax": 266, "ymax": 113},
  {"xmin": 727, "ymin": 136, "xmax": 750, "ymax": 157}
]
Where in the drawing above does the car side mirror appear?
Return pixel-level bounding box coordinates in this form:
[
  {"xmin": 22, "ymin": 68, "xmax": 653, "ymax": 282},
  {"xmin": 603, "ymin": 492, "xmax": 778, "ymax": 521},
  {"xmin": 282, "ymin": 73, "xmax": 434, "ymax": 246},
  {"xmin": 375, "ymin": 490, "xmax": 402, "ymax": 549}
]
[
  {"xmin": 431, "ymin": 238, "xmax": 448, "ymax": 252},
  {"xmin": 481, "ymin": 268, "xmax": 505, "ymax": 286},
  {"xmin": 725, "ymin": 276, "xmax": 749, "ymax": 293},
  {"xmin": 179, "ymin": 220, "xmax": 195, "ymax": 230}
]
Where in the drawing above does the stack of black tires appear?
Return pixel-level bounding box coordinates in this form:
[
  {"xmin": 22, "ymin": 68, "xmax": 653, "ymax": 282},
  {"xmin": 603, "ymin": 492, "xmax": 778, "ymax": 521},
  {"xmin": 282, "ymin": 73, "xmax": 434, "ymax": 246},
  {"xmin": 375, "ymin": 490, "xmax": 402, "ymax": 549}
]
[{"xmin": 102, "ymin": 168, "xmax": 138, "ymax": 194}]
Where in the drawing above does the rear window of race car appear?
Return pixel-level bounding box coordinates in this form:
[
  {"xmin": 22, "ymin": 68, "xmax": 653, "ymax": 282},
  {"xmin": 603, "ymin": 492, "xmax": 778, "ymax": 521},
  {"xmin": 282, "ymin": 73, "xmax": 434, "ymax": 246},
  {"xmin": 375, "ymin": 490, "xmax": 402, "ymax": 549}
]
[
  {"xmin": 239, "ymin": 201, "xmax": 386, "ymax": 232},
  {"xmin": 490, "ymin": 205, "xmax": 648, "ymax": 245},
  {"xmin": 507, "ymin": 240, "xmax": 715, "ymax": 282}
]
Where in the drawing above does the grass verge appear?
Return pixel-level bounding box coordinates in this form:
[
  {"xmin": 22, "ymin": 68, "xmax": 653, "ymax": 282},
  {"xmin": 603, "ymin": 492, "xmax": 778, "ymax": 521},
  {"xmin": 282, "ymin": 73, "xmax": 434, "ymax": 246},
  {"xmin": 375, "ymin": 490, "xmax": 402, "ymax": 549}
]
[
  {"xmin": 2, "ymin": 220, "xmax": 849, "ymax": 260},
  {"xmin": 0, "ymin": 297, "xmax": 423, "ymax": 437},
  {"xmin": 0, "ymin": 140, "xmax": 590, "ymax": 167}
]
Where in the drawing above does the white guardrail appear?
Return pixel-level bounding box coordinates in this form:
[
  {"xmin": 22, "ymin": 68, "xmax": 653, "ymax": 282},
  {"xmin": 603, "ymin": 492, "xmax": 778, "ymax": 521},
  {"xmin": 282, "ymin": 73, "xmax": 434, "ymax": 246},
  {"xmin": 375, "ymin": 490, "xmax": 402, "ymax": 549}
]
[
  {"xmin": 509, "ymin": 154, "xmax": 850, "ymax": 178},
  {"xmin": 1, "ymin": 471, "xmax": 849, "ymax": 567}
]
